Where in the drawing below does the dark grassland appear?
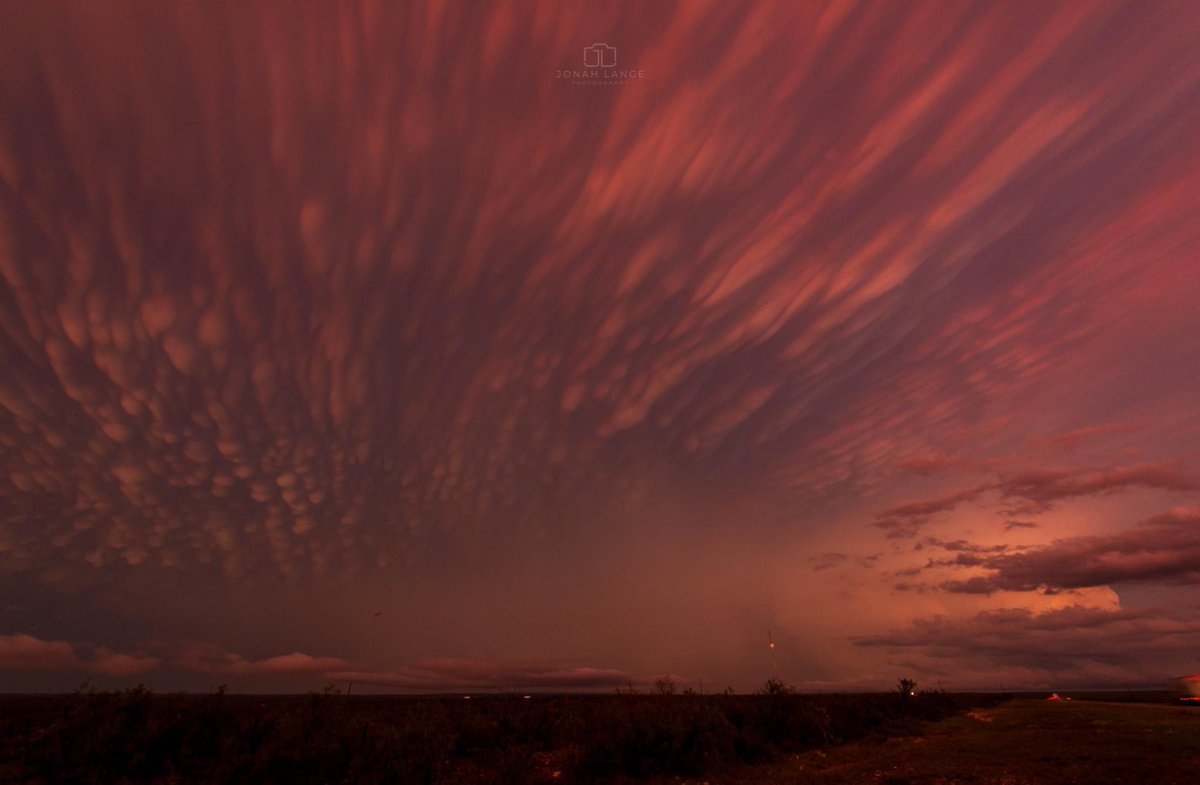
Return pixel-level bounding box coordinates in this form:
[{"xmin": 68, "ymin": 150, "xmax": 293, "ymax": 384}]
[
  {"xmin": 4, "ymin": 689, "xmax": 1194, "ymax": 784},
  {"xmin": 0, "ymin": 686, "xmax": 998, "ymax": 784},
  {"xmin": 739, "ymin": 698, "xmax": 1200, "ymax": 785}
]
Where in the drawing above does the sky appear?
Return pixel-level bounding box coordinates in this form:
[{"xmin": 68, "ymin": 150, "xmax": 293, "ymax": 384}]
[{"xmin": 1, "ymin": 1, "xmax": 1200, "ymax": 694}]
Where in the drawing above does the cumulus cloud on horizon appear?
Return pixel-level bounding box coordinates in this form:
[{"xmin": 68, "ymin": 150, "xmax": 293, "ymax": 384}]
[
  {"xmin": 0, "ymin": 634, "xmax": 636, "ymax": 691},
  {"xmin": 0, "ymin": 633, "xmax": 159, "ymax": 676}
]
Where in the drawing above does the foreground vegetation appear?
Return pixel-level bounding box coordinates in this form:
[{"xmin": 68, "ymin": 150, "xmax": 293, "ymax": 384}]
[{"xmin": 0, "ymin": 682, "xmax": 998, "ymax": 784}]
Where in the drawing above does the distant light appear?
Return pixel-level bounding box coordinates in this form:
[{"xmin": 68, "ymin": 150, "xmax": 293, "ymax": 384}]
[
  {"xmin": 523, "ymin": 695, "xmax": 532, "ymax": 699},
  {"xmin": 463, "ymin": 695, "xmax": 471, "ymax": 699}
]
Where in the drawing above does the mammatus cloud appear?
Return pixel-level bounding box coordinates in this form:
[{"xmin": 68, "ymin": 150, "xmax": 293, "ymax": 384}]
[
  {"xmin": 0, "ymin": 2, "xmax": 1199, "ymax": 690},
  {"xmin": 855, "ymin": 605, "xmax": 1200, "ymax": 687},
  {"xmin": 0, "ymin": 2, "xmax": 1197, "ymax": 588}
]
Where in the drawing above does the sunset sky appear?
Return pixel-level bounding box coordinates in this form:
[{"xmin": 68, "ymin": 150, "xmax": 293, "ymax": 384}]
[{"xmin": 2, "ymin": 1, "xmax": 1200, "ymax": 693}]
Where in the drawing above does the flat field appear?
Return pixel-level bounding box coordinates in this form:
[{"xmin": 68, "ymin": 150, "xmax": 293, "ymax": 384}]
[{"xmin": 728, "ymin": 698, "xmax": 1200, "ymax": 785}]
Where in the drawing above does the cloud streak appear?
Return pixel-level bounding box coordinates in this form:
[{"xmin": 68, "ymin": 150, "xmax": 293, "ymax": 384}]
[
  {"xmin": 873, "ymin": 461, "xmax": 1199, "ymax": 538},
  {"xmin": 936, "ymin": 508, "xmax": 1200, "ymax": 595}
]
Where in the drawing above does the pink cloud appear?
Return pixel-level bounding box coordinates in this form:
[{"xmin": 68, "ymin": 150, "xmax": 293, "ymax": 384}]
[
  {"xmin": 0, "ymin": 634, "xmax": 82, "ymax": 671},
  {"xmin": 872, "ymin": 460, "xmax": 1199, "ymax": 537},
  {"xmin": 223, "ymin": 653, "xmax": 351, "ymax": 676},
  {"xmin": 0, "ymin": 635, "xmax": 157, "ymax": 675},
  {"xmin": 1037, "ymin": 422, "xmax": 1140, "ymax": 451},
  {"xmin": 995, "ymin": 462, "xmax": 1199, "ymax": 514},
  {"xmin": 938, "ymin": 507, "xmax": 1200, "ymax": 594},
  {"xmin": 167, "ymin": 642, "xmax": 349, "ymax": 676},
  {"xmin": 89, "ymin": 647, "xmax": 160, "ymax": 677},
  {"xmin": 873, "ymin": 485, "xmax": 989, "ymax": 538}
]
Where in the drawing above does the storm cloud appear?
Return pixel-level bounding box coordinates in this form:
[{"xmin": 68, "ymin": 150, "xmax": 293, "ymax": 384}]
[
  {"xmin": 936, "ymin": 508, "xmax": 1200, "ymax": 595},
  {"xmin": 1, "ymin": 1, "xmax": 1199, "ymax": 690}
]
